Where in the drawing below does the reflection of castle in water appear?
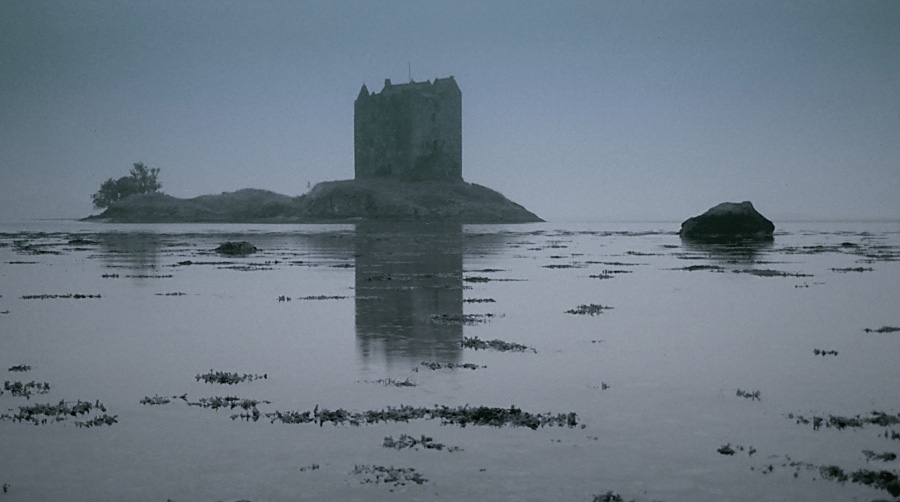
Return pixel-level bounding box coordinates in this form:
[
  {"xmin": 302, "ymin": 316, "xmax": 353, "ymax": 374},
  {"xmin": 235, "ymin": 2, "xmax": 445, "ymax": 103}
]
[
  {"xmin": 96, "ymin": 233, "xmax": 162, "ymax": 271},
  {"xmin": 355, "ymin": 223, "xmax": 464, "ymax": 366}
]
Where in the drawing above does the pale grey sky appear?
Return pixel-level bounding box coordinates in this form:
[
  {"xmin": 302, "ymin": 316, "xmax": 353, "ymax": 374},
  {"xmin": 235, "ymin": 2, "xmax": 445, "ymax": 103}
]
[{"xmin": 1, "ymin": 0, "xmax": 898, "ymax": 222}]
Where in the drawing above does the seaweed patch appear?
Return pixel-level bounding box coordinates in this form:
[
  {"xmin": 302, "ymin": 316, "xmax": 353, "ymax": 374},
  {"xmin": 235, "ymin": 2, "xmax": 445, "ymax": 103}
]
[
  {"xmin": 265, "ymin": 404, "xmax": 578, "ymax": 429},
  {"xmin": 717, "ymin": 443, "xmax": 756, "ymax": 456},
  {"xmin": 419, "ymin": 361, "xmax": 486, "ymax": 371},
  {"xmin": 862, "ymin": 450, "xmax": 897, "ymax": 462},
  {"xmin": 592, "ymin": 492, "xmax": 628, "ymax": 502},
  {"xmin": 195, "ymin": 370, "xmax": 267, "ymax": 385},
  {"xmin": 732, "ymin": 269, "xmax": 812, "ymax": 278},
  {"xmin": 2, "ymin": 380, "xmax": 50, "ymax": 399},
  {"xmin": 736, "ymin": 389, "xmax": 761, "ymax": 401},
  {"xmin": 383, "ymin": 434, "xmax": 461, "ymax": 452},
  {"xmin": 0, "ymin": 399, "xmax": 115, "ymax": 427},
  {"xmin": 674, "ymin": 264, "xmax": 724, "ymax": 272},
  {"xmin": 139, "ymin": 395, "xmax": 172, "ymax": 406},
  {"xmin": 460, "ymin": 336, "xmax": 535, "ymax": 353},
  {"xmin": 20, "ymin": 294, "xmax": 101, "ymax": 300},
  {"xmin": 187, "ymin": 396, "xmax": 271, "ymax": 411},
  {"xmin": 817, "ymin": 465, "xmax": 900, "ymax": 497},
  {"xmin": 431, "ymin": 313, "xmax": 497, "ymax": 326},
  {"xmin": 864, "ymin": 326, "xmax": 900, "ymax": 333},
  {"xmin": 463, "ymin": 298, "xmax": 495, "ymax": 303},
  {"xmin": 565, "ymin": 304, "xmax": 613, "ymax": 316},
  {"xmin": 788, "ymin": 411, "xmax": 900, "ymax": 431},
  {"xmin": 351, "ymin": 464, "xmax": 427, "ymax": 486},
  {"xmin": 361, "ymin": 378, "xmax": 417, "ymax": 387}
]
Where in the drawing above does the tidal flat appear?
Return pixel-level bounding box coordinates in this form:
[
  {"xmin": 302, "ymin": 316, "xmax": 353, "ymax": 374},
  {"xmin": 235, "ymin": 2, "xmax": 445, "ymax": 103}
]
[{"xmin": 0, "ymin": 220, "xmax": 898, "ymax": 501}]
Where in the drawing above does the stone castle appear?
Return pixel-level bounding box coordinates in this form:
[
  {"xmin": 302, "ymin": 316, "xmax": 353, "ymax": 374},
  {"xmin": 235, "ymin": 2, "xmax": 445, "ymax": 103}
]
[
  {"xmin": 87, "ymin": 75, "xmax": 542, "ymax": 223},
  {"xmin": 354, "ymin": 76, "xmax": 462, "ymax": 181}
]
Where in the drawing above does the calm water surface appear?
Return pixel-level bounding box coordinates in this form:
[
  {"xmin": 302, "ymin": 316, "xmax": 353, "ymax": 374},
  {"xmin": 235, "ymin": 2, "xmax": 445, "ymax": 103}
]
[{"xmin": 1, "ymin": 220, "xmax": 898, "ymax": 501}]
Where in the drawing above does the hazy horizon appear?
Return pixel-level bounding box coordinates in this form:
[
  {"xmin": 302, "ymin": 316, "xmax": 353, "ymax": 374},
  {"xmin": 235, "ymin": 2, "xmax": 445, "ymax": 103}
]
[{"xmin": 2, "ymin": 1, "xmax": 898, "ymax": 222}]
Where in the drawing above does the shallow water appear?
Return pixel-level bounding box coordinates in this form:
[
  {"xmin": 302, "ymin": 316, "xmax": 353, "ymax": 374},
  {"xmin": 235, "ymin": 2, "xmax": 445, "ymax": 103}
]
[{"xmin": 1, "ymin": 220, "xmax": 898, "ymax": 501}]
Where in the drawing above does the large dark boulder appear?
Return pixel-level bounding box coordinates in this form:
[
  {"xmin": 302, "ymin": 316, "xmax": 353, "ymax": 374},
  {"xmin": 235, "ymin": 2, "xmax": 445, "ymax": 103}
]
[{"xmin": 679, "ymin": 201, "xmax": 774, "ymax": 241}]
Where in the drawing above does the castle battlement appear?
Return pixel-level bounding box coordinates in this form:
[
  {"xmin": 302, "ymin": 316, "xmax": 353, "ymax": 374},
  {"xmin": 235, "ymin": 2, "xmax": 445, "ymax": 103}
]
[{"xmin": 354, "ymin": 76, "xmax": 462, "ymax": 182}]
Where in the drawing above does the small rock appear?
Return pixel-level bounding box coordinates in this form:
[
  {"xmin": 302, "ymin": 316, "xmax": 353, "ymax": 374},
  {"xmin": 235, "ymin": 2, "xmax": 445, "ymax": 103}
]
[
  {"xmin": 215, "ymin": 241, "xmax": 258, "ymax": 255},
  {"xmin": 718, "ymin": 443, "xmax": 736, "ymax": 455}
]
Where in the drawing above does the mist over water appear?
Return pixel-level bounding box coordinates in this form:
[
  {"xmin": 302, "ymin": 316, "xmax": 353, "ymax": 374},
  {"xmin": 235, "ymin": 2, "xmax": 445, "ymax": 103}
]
[{"xmin": 1, "ymin": 220, "xmax": 899, "ymax": 501}]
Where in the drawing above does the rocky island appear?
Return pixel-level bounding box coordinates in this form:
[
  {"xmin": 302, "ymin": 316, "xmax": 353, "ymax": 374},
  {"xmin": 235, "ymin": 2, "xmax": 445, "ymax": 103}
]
[
  {"xmin": 85, "ymin": 76, "xmax": 542, "ymax": 224},
  {"xmin": 679, "ymin": 201, "xmax": 775, "ymax": 241}
]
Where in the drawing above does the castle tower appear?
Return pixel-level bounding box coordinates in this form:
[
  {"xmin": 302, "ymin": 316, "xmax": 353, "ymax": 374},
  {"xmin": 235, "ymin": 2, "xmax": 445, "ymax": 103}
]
[{"xmin": 354, "ymin": 76, "xmax": 462, "ymax": 181}]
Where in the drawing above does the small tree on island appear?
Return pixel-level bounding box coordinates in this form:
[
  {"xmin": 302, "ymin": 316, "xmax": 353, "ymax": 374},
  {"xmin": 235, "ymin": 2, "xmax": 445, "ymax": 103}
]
[{"xmin": 92, "ymin": 162, "xmax": 162, "ymax": 208}]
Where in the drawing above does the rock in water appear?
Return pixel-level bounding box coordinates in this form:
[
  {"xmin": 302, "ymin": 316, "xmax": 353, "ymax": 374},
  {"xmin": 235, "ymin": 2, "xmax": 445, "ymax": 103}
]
[
  {"xmin": 679, "ymin": 201, "xmax": 774, "ymax": 241},
  {"xmin": 215, "ymin": 241, "xmax": 258, "ymax": 255}
]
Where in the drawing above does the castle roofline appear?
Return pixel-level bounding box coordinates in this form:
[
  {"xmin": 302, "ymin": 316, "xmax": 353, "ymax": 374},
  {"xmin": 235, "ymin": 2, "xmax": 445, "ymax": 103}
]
[{"xmin": 362, "ymin": 76, "xmax": 458, "ymax": 98}]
